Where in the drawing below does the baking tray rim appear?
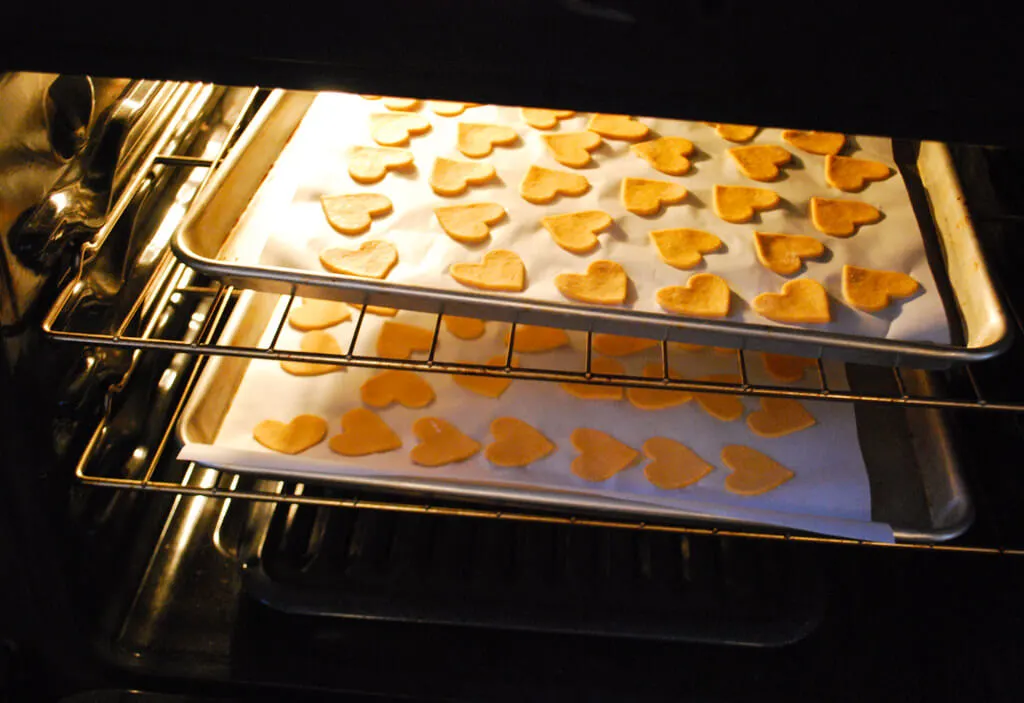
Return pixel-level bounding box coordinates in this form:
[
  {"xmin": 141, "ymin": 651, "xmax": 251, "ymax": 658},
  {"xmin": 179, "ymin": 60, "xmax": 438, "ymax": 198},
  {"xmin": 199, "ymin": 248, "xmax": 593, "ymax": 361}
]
[{"xmin": 170, "ymin": 89, "xmax": 1011, "ymax": 369}]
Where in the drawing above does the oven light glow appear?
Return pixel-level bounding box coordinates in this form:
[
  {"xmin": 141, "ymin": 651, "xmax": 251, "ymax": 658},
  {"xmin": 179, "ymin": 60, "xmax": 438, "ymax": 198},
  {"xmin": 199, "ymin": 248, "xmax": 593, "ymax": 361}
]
[
  {"xmin": 50, "ymin": 191, "xmax": 68, "ymax": 211},
  {"xmin": 176, "ymin": 183, "xmax": 197, "ymax": 204},
  {"xmin": 131, "ymin": 446, "xmax": 148, "ymax": 463},
  {"xmin": 202, "ymin": 138, "xmax": 225, "ymax": 160},
  {"xmin": 157, "ymin": 368, "xmax": 178, "ymax": 392},
  {"xmin": 139, "ymin": 202, "xmax": 186, "ymax": 265}
]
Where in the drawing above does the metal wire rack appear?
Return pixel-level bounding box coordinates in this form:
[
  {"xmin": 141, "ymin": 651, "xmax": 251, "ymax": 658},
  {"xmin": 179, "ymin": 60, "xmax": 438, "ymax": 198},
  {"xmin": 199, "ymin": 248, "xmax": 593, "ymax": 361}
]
[
  {"xmin": 45, "ymin": 252, "xmax": 1024, "ymax": 412},
  {"xmin": 42, "ymin": 80, "xmax": 1024, "ymax": 554}
]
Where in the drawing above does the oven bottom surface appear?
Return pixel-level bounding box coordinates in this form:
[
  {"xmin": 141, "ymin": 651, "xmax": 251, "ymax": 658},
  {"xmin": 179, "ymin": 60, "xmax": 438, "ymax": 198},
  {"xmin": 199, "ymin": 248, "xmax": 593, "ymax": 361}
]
[
  {"xmin": 102, "ymin": 541, "xmax": 1024, "ymax": 702},
  {"xmin": 92, "ymin": 455, "xmax": 1024, "ymax": 703}
]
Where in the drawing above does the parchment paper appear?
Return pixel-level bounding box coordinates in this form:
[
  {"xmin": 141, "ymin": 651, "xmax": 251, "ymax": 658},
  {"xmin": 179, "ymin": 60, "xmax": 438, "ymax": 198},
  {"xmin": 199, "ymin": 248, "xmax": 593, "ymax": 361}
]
[
  {"xmin": 178, "ymin": 292, "xmax": 894, "ymax": 542},
  {"xmin": 230, "ymin": 91, "xmax": 949, "ymax": 346}
]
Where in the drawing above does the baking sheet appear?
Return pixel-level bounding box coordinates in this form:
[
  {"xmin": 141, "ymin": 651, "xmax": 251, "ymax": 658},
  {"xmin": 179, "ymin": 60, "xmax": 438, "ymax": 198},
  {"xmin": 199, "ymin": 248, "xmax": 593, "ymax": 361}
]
[
  {"xmin": 234, "ymin": 91, "xmax": 950, "ymax": 347},
  {"xmin": 178, "ymin": 292, "xmax": 894, "ymax": 542}
]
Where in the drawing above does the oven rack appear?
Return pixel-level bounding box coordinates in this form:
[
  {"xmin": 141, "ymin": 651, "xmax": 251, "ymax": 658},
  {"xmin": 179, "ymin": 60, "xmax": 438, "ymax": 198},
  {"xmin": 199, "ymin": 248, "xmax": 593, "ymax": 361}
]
[
  {"xmin": 45, "ymin": 253, "xmax": 1024, "ymax": 412},
  {"xmin": 41, "ymin": 83, "xmax": 1024, "ymax": 412},
  {"xmin": 73, "ymin": 344, "xmax": 1024, "ymax": 556}
]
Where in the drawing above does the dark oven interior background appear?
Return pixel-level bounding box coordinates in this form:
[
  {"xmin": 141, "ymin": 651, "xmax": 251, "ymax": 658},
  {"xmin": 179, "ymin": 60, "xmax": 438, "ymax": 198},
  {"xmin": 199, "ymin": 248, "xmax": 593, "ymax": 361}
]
[{"xmin": 3, "ymin": 72, "xmax": 1024, "ymax": 702}]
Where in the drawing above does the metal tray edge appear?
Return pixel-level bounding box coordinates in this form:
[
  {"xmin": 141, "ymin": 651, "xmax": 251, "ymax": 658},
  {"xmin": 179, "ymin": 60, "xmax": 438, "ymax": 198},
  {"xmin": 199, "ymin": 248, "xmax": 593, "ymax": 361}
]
[{"xmin": 170, "ymin": 92, "xmax": 1010, "ymax": 369}]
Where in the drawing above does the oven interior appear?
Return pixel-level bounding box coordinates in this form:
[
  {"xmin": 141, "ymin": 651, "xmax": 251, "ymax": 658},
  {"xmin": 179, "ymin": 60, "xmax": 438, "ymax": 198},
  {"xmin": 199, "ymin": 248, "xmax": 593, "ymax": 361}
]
[{"xmin": 4, "ymin": 77, "xmax": 1024, "ymax": 701}]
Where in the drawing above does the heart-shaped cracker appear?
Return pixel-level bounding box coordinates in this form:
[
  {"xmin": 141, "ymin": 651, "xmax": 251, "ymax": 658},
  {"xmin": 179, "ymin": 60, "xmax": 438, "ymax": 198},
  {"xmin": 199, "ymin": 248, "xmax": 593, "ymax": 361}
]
[
  {"xmin": 707, "ymin": 123, "xmax": 759, "ymax": 142},
  {"xmin": 627, "ymin": 362, "xmax": 693, "ymax": 410},
  {"xmin": 288, "ymin": 298, "xmax": 352, "ymax": 331},
  {"xmin": 721, "ymin": 445, "xmax": 794, "ymax": 495},
  {"xmin": 520, "ymin": 165, "xmax": 590, "ymax": 204},
  {"xmin": 348, "ymin": 146, "xmax": 414, "ymax": 184},
  {"xmin": 694, "ymin": 374, "xmax": 744, "ymax": 421},
  {"xmin": 280, "ymin": 331, "xmax": 344, "ymax": 376},
  {"xmin": 643, "ymin": 437, "xmax": 713, "ymax": 489},
  {"xmin": 571, "ymin": 428, "xmax": 639, "ymax": 482},
  {"xmin": 621, "ymin": 177, "xmax": 688, "ymax": 216},
  {"xmin": 328, "ymin": 407, "xmax": 402, "ymax": 456},
  {"xmin": 382, "ymin": 97, "xmax": 420, "ymax": 111},
  {"xmin": 809, "ymin": 197, "xmax": 881, "ymax": 237},
  {"xmin": 361, "ymin": 370, "xmax": 435, "ymax": 409},
  {"xmin": 521, "ymin": 108, "xmax": 576, "ymax": 130},
  {"xmin": 320, "ymin": 193, "xmax": 392, "ymax": 235},
  {"xmin": 450, "ymin": 250, "xmax": 525, "ymax": 292},
  {"xmin": 320, "ymin": 240, "xmax": 398, "ymax": 279},
  {"xmin": 430, "ymin": 157, "xmax": 497, "ymax": 196},
  {"xmin": 457, "ymin": 122, "xmax": 518, "ymax": 158},
  {"xmin": 370, "ymin": 113, "xmax": 431, "ymax": 146},
  {"xmin": 454, "ymin": 354, "xmax": 519, "ymax": 398},
  {"xmin": 434, "ymin": 202, "xmax": 506, "ymax": 244},
  {"xmin": 728, "ymin": 145, "xmax": 793, "ymax": 181},
  {"xmin": 443, "ymin": 315, "xmax": 486, "ymax": 340},
  {"xmin": 752, "ymin": 279, "xmax": 831, "ymax": 324},
  {"xmin": 376, "ymin": 321, "xmax": 434, "ymax": 359},
  {"xmin": 485, "ymin": 417, "xmax": 556, "ymax": 467},
  {"xmin": 761, "ymin": 353, "xmax": 815, "ymax": 382},
  {"xmin": 541, "ymin": 210, "xmax": 613, "ymax": 254},
  {"xmin": 825, "ymin": 154, "xmax": 891, "ymax": 191},
  {"xmin": 507, "ymin": 325, "xmax": 569, "ymax": 352},
  {"xmin": 555, "ymin": 260, "xmax": 628, "ymax": 305},
  {"xmin": 754, "ymin": 232, "xmax": 825, "ymax": 275},
  {"xmin": 362, "ymin": 95, "xmax": 381, "ymax": 101},
  {"xmin": 747, "ymin": 397, "xmax": 816, "ymax": 438},
  {"xmin": 713, "ymin": 185, "xmax": 780, "ymax": 223},
  {"xmin": 543, "ymin": 131, "xmax": 602, "ymax": 168},
  {"xmin": 842, "ymin": 265, "xmax": 919, "ymax": 312},
  {"xmin": 429, "ymin": 100, "xmax": 477, "ymax": 116},
  {"xmin": 253, "ymin": 414, "xmax": 327, "ymax": 454},
  {"xmin": 593, "ymin": 334, "xmax": 658, "ymax": 356},
  {"xmin": 630, "ymin": 136, "xmax": 695, "ymax": 176},
  {"xmin": 349, "ymin": 303, "xmax": 398, "ymax": 318},
  {"xmin": 650, "ymin": 228, "xmax": 722, "ymax": 269},
  {"xmin": 781, "ymin": 130, "xmax": 845, "ymax": 156},
  {"xmin": 561, "ymin": 356, "xmax": 624, "ymax": 400},
  {"xmin": 587, "ymin": 114, "xmax": 649, "ymax": 141},
  {"xmin": 410, "ymin": 417, "xmax": 481, "ymax": 467},
  {"xmin": 656, "ymin": 273, "xmax": 731, "ymax": 318}
]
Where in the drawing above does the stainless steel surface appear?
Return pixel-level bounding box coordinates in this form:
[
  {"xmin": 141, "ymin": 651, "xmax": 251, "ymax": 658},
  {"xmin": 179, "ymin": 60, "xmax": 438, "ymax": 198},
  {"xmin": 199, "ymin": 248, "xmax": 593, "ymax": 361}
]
[{"xmin": 170, "ymin": 90, "xmax": 1010, "ymax": 369}]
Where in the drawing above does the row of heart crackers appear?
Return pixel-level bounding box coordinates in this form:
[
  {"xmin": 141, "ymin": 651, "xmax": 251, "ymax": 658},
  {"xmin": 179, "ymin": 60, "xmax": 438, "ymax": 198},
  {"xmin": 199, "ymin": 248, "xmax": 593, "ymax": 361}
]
[
  {"xmin": 253, "ymin": 411, "xmax": 795, "ymax": 495},
  {"xmin": 316, "ymin": 98, "xmax": 920, "ymax": 326},
  {"xmin": 256, "ymin": 300, "xmax": 819, "ymax": 495}
]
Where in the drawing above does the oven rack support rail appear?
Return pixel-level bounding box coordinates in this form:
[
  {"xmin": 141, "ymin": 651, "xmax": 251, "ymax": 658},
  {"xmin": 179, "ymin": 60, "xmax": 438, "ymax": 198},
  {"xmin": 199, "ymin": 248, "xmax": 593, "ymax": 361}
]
[{"xmin": 44, "ymin": 81, "xmax": 1024, "ymax": 556}]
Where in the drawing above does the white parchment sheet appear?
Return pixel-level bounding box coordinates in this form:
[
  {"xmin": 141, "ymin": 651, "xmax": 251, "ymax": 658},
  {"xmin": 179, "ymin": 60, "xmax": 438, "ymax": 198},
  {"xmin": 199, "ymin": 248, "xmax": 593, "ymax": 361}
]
[
  {"xmin": 178, "ymin": 293, "xmax": 894, "ymax": 542},
  {"xmin": 231, "ymin": 91, "xmax": 949, "ymax": 346}
]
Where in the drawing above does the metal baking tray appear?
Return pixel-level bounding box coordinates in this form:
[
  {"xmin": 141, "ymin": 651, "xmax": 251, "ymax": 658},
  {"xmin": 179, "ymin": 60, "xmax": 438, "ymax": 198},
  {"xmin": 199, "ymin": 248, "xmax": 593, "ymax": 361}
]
[
  {"xmin": 172, "ymin": 89, "xmax": 1009, "ymax": 369},
  {"xmin": 178, "ymin": 290, "xmax": 972, "ymax": 544}
]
